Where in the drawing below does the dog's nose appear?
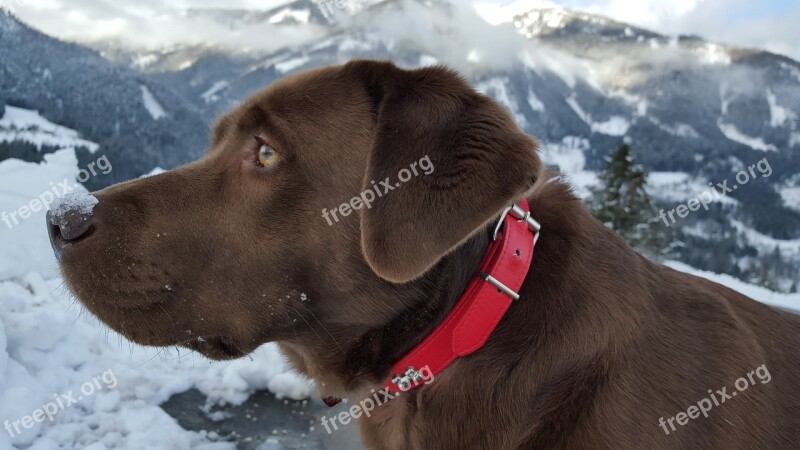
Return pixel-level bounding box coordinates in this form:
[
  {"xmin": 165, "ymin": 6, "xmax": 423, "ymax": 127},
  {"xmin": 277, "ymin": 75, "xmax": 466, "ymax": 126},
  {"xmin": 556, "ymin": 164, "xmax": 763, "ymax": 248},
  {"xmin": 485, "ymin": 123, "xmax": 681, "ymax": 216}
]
[{"xmin": 47, "ymin": 193, "xmax": 99, "ymax": 258}]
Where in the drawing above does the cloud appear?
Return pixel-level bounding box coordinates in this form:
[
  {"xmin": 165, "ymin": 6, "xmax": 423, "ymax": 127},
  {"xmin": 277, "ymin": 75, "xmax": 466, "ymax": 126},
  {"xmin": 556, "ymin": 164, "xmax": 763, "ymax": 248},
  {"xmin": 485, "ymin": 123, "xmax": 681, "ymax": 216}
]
[
  {"xmin": 364, "ymin": 0, "xmax": 527, "ymax": 72},
  {"xmin": 4, "ymin": 0, "xmax": 325, "ymax": 52},
  {"xmin": 554, "ymin": 0, "xmax": 800, "ymax": 60}
]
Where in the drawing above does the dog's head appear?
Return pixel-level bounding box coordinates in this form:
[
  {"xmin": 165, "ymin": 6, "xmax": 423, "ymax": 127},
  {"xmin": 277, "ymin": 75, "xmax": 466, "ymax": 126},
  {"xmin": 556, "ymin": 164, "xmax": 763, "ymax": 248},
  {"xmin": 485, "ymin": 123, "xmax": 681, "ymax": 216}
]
[{"xmin": 49, "ymin": 60, "xmax": 541, "ymax": 361}]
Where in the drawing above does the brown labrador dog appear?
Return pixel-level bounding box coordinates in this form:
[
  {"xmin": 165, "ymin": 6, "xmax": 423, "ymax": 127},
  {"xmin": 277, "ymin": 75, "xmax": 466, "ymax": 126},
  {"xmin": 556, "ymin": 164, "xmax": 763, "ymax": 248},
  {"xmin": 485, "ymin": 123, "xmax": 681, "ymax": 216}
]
[{"xmin": 48, "ymin": 60, "xmax": 800, "ymax": 449}]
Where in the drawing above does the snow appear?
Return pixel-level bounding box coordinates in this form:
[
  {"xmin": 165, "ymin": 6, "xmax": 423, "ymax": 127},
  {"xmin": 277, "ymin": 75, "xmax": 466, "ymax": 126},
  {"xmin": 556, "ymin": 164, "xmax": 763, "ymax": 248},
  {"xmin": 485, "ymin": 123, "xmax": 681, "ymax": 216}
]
[
  {"xmin": 514, "ymin": 8, "xmax": 570, "ymax": 35},
  {"xmin": 267, "ymin": 8, "xmax": 311, "ymax": 25},
  {"xmin": 591, "ymin": 116, "xmax": 630, "ymax": 136},
  {"xmin": 527, "ymin": 88, "xmax": 545, "ymax": 112},
  {"xmin": 417, "ymin": 55, "xmax": 438, "ymax": 67},
  {"xmin": 177, "ymin": 60, "xmax": 194, "ymax": 71},
  {"xmin": 781, "ymin": 185, "xmax": 800, "ymax": 212},
  {"xmin": 730, "ymin": 219, "xmax": 800, "ymax": 258},
  {"xmin": 0, "ymin": 149, "xmax": 83, "ymax": 280},
  {"xmin": 717, "ymin": 120, "xmax": 777, "ymax": 152},
  {"xmin": 612, "ymin": 92, "xmax": 647, "ymax": 117},
  {"xmin": 566, "ymin": 95, "xmax": 630, "ymax": 136},
  {"xmin": 49, "ymin": 192, "xmax": 98, "ymax": 217},
  {"xmin": 0, "ymin": 275, "xmax": 312, "ymax": 448},
  {"xmin": 540, "ymin": 136, "xmax": 597, "ymax": 198},
  {"xmin": 274, "ymin": 56, "xmax": 310, "ymax": 74},
  {"xmin": 201, "ymin": 81, "xmax": 229, "ymax": 104},
  {"xmin": 131, "ymin": 53, "xmax": 158, "ymax": 71},
  {"xmin": 766, "ymin": 89, "xmax": 796, "ymax": 128},
  {"xmin": 140, "ymin": 85, "xmax": 166, "ymax": 120},
  {"xmin": 647, "ymin": 171, "xmax": 737, "ymax": 205},
  {"xmin": 473, "ymin": 0, "xmax": 561, "ymax": 26},
  {"xmin": 520, "ymin": 47, "xmax": 601, "ymax": 91},
  {"xmin": 779, "ymin": 62, "xmax": 800, "ymax": 83},
  {"xmin": 0, "ymin": 106, "xmax": 99, "ymax": 153},
  {"xmin": 140, "ymin": 167, "xmax": 166, "ymax": 178},
  {"xmin": 475, "ymin": 77, "xmax": 527, "ymax": 127},
  {"xmin": 648, "ymin": 171, "xmax": 690, "ymax": 185},
  {"xmin": 338, "ymin": 36, "xmax": 373, "ymax": 52},
  {"xmin": 649, "ymin": 117, "xmax": 700, "ymax": 139},
  {"xmin": 0, "ymin": 151, "xmax": 315, "ymax": 449},
  {"xmin": 694, "ymin": 43, "xmax": 731, "ymax": 65},
  {"xmin": 667, "ymin": 261, "xmax": 800, "ymax": 313},
  {"xmin": 649, "ymin": 38, "xmax": 661, "ymax": 49}
]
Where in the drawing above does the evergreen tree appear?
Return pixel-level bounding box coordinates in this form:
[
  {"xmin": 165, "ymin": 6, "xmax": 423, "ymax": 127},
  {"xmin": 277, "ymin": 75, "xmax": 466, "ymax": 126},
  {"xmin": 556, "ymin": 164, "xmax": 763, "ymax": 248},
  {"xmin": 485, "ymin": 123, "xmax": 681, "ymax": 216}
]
[{"xmin": 590, "ymin": 144, "xmax": 664, "ymax": 258}]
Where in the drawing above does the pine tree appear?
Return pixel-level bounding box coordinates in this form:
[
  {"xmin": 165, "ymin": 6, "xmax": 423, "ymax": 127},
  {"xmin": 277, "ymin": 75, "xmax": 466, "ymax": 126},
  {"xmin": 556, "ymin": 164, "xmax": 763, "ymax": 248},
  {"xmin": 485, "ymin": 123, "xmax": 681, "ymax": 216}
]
[{"xmin": 590, "ymin": 144, "xmax": 664, "ymax": 258}]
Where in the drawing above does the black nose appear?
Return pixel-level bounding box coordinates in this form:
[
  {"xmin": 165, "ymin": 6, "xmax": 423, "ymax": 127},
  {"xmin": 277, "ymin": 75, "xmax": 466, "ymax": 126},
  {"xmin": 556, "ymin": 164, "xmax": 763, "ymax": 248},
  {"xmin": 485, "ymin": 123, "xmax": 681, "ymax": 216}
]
[{"xmin": 47, "ymin": 194, "xmax": 98, "ymax": 258}]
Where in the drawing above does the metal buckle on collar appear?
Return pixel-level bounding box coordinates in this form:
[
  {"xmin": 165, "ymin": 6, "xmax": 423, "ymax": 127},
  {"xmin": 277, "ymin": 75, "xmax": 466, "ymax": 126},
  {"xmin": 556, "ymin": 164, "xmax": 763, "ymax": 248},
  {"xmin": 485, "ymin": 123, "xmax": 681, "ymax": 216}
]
[
  {"xmin": 492, "ymin": 203, "xmax": 541, "ymax": 244},
  {"xmin": 478, "ymin": 271, "xmax": 520, "ymax": 300}
]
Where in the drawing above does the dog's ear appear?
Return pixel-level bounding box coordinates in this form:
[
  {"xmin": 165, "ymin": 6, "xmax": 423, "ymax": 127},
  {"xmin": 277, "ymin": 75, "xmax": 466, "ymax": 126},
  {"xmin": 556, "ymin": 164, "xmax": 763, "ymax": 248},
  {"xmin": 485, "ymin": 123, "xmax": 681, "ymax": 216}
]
[{"xmin": 345, "ymin": 61, "xmax": 542, "ymax": 283}]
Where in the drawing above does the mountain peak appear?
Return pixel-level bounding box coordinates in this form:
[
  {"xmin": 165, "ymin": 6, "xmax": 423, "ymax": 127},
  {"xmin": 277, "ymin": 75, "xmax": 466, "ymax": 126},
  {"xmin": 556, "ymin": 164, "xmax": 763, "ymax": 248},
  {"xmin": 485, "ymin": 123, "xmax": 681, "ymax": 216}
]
[
  {"xmin": 0, "ymin": 8, "xmax": 21, "ymax": 33},
  {"xmin": 473, "ymin": 0, "xmax": 562, "ymax": 26}
]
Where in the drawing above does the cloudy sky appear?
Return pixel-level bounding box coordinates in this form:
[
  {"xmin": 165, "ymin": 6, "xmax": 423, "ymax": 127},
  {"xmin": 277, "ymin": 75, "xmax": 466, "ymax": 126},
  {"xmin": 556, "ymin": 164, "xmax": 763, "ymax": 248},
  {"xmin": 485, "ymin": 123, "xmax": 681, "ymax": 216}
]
[{"xmin": 2, "ymin": 0, "xmax": 799, "ymax": 60}]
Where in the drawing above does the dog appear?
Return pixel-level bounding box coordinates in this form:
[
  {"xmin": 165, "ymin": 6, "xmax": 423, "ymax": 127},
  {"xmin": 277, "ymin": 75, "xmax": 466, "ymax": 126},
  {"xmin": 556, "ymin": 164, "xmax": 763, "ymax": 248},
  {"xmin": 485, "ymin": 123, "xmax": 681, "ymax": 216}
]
[{"xmin": 48, "ymin": 60, "xmax": 800, "ymax": 449}]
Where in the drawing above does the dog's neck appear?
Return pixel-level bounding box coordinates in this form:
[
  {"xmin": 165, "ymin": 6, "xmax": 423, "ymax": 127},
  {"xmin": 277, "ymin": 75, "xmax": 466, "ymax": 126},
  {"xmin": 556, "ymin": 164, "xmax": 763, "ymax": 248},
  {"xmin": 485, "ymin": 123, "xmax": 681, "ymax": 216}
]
[
  {"xmin": 280, "ymin": 180, "xmax": 589, "ymax": 399},
  {"xmin": 277, "ymin": 220, "xmax": 492, "ymax": 398}
]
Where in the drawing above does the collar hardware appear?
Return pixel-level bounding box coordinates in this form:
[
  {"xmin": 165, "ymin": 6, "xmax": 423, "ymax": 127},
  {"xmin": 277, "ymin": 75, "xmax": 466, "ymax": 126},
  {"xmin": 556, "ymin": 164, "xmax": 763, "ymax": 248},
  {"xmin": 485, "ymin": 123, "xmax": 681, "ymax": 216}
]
[
  {"xmin": 493, "ymin": 203, "xmax": 541, "ymax": 243},
  {"xmin": 477, "ymin": 271, "xmax": 520, "ymax": 300},
  {"xmin": 391, "ymin": 366, "xmax": 427, "ymax": 391}
]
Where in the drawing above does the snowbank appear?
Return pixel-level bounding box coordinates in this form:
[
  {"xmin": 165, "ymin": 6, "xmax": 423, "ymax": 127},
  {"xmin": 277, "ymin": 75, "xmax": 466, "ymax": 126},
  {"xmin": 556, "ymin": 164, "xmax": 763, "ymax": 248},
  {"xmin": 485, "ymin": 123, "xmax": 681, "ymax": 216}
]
[
  {"xmin": 0, "ymin": 149, "xmax": 83, "ymax": 280},
  {"xmin": 667, "ymin": 261, "xmax": 800, "ymax": 313},
  {"xmin": 0, "ymin": 272, "xmax": 313, "ymax": 449}
]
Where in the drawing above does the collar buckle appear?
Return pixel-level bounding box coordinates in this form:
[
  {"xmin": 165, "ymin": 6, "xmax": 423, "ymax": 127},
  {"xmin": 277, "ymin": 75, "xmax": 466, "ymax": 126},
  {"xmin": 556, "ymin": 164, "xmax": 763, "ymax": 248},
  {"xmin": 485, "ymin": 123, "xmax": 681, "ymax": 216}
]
[{"xmin": 492, "ymin": 203, "xmax": 541, "ymax": 244}]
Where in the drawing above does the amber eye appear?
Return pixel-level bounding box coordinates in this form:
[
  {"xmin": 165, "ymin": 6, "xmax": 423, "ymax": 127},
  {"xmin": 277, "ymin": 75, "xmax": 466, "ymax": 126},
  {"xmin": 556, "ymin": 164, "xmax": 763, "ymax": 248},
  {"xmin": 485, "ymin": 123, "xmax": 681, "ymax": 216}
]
[{"xmin": 256, "ymin": 142, "xmax": 280, "ymax": 168}]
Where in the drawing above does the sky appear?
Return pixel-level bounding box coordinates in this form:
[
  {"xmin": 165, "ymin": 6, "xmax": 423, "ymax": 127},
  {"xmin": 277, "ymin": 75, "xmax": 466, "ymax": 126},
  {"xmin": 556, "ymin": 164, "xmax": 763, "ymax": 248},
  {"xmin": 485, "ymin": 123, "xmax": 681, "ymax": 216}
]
[{"xmin": 1, "ymin": 0, "xmax": 798, "ymax": 61}]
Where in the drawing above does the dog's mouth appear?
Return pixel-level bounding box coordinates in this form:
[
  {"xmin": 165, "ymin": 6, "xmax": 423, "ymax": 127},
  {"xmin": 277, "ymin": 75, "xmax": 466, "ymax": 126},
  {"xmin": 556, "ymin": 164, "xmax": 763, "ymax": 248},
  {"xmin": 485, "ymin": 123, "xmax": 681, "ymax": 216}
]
[{"xmin": 183, "ymin": 335, "xmax": 250, "ymax": 360}]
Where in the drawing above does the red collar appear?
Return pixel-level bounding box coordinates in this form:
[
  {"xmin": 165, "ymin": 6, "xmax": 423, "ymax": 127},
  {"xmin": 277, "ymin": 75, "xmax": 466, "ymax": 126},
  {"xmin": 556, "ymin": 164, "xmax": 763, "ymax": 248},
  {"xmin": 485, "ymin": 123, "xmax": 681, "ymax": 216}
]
[
  {"xmin": 382, "ymin": 200, "xmax": 540, "ymax": 394},
  {"xmin": 322, "ymin": 201, "xmax": 539, "ymax": 406}
]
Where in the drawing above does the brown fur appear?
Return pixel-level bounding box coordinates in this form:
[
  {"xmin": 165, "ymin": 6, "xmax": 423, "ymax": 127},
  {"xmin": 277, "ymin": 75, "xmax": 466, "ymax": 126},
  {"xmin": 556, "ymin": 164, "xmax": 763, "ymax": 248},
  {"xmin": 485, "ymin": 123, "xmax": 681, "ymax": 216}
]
[{"xmin": 53, "ymin": 60, "xmax": 800, "ymax": 449}]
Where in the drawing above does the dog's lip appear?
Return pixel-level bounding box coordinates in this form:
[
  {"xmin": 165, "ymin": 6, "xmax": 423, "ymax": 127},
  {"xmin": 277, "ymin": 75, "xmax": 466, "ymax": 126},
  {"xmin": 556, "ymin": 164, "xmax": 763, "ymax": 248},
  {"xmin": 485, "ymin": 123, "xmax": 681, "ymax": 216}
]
[{"xmin": 183, "ymin": 335, "xmax": 249, "ymax": 360}]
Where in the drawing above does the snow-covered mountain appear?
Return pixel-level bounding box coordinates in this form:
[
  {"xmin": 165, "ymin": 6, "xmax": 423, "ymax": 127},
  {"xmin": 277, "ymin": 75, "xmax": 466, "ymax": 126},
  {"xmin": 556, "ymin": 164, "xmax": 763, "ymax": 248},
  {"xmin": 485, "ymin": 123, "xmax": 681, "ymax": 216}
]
[{"xmin": 2, "ymin": 1, "xmax": 800, "ymax": 291}]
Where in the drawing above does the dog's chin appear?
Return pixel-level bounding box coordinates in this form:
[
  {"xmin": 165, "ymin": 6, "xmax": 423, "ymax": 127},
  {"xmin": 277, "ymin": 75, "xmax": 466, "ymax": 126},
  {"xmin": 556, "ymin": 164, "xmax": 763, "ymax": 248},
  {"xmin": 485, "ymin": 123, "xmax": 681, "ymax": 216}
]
[{"xmin": 183, "ymin": 336, "xmax": 252, "ymax": 360}]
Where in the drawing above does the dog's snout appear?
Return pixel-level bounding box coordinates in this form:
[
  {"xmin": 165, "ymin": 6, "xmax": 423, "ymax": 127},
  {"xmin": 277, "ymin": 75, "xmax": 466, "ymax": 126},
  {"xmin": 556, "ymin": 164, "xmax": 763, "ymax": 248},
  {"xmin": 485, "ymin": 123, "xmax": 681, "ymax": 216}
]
[{"xmin": 47, "ymin": 193, "xmax": 99, "ymax": 258}]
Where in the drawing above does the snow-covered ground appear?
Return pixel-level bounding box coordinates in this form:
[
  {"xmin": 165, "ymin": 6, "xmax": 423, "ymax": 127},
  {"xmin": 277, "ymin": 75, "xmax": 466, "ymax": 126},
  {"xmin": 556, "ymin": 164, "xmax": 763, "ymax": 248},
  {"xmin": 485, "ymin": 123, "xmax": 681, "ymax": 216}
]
[
  {"xmin": 0, "ymin": 107, "xmax": 99, "ymax": 153},
  {"xmin": 0, "ymin": 145, "xmax": 797, "ymax": 449}
]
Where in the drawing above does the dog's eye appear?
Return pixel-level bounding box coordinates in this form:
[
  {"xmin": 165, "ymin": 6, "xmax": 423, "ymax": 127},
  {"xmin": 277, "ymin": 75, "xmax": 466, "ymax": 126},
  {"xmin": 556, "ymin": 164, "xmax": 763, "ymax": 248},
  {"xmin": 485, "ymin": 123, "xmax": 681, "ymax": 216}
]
[{"xmin": 256, "ymin": 143, "xmax": 280, "ymax": 168}]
